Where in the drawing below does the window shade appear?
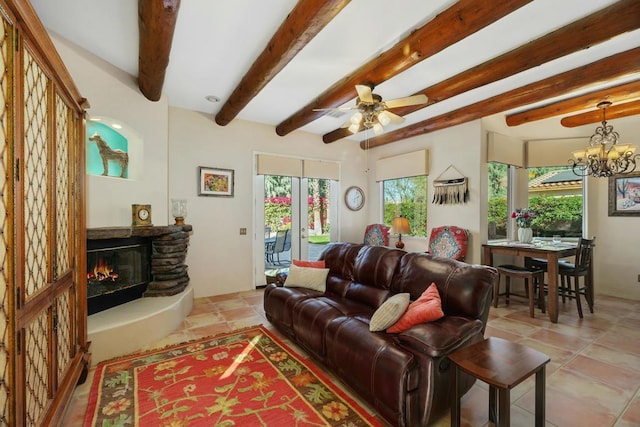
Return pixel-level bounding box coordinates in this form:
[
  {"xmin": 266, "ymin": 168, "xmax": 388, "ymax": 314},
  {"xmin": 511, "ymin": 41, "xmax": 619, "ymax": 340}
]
[
  {"xmin": 375, "ymin": 149, "xmax": 429, "ymax": 182},
  {"xmin": 303, "ymin": 159, "xmax": 340, "ymax": 180},
  {"xmin": 256, "ymin": 154, "xmax": 340, "ymax": 180},
  {"xmin": 487, "ymin": 132, "xmax": 525, "ymax": 167},
  {"xmin": 526, "ymin": 138, "xmax": 589, "ymax": 167},
  {"xmin": 256, "ymin": 154, "xmax": 302, "ymax": 177}
]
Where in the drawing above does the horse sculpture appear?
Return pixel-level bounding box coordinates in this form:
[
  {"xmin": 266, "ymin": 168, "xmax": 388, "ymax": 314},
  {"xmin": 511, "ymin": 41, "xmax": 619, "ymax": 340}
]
[{"xmin": 89, "ymin": 132, "xmax": 129, "ymax": 178}]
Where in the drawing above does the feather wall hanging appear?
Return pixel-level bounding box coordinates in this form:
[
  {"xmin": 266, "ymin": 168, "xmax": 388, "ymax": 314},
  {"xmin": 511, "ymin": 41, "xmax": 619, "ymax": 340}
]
[{"xmin": 432, "ymin": 164, "xmax": 469, "ymax": 205}]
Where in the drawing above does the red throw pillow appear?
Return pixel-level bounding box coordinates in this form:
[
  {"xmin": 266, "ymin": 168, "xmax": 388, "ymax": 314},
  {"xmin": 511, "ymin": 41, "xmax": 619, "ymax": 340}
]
[
  {"xmin": 387, "ymin": 283, "xmax": 444, "ymax": 333},
  {"xmin": 292, "ymin": 259, "xmax": 326, "ymax": 268}
]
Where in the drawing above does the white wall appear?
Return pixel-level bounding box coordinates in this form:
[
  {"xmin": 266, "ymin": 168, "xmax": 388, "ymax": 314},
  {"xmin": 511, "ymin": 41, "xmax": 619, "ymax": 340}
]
[
  {"xmin": 168, "ymin": 108, "xmax": 366, "ymax": 297},
  {"xmin": 51, "ymin": 34, "xmax": 169, "ymax": 228},
  {"xmin": 590, "ymin": 175, "xmax": 640, "ymax": 300}
]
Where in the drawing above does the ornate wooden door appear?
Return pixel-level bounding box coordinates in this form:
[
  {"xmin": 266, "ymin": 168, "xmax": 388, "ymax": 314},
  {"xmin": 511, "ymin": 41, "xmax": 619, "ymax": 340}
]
[
  {"xmin": 0, "ymin": 7, "xmax": 13, "ymax": 425},
  {"xmin": 0, "ymin": 1, "xmax": 88, "ymax": 425}
]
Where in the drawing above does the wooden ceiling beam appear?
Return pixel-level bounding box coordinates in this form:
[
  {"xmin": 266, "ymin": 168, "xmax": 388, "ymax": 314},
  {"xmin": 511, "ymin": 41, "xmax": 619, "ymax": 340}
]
[
  {"xmin": 506, "ymin": 80, "xmax": 640, "ymax": 126},
  {"xmin": 215, "ymin": 0, "xmax": 351, "ymax": 127},
  {"xmin": 561, "ymin": 99, "xmax": 640, "ymax": 128},
  {"xmin": 138, "ymin": 0, "xmax": 181, "ymax": 102},
  {"xmin": 275, "ymin": 0, "xmax": 532, "ymax": 137},
  {"xmin": 360, "ymin": 47, "xmax": 640, "ymax": 150},
  {"xmin": 324, "ymin": 0, "xmax": 640, "ymax": 143}
]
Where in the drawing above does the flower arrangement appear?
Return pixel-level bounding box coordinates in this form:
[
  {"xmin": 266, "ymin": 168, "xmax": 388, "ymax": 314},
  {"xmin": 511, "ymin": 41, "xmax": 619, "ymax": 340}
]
[{"xmin": 512, "ymin": 208, "xmax": 536, "ymax": 228}]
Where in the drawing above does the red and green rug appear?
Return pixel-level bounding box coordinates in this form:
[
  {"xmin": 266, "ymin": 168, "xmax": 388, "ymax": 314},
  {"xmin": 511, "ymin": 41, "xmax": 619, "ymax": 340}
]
[{"xmin": 84, "ymin": 325, "xmax": 381, "ymax": 426}]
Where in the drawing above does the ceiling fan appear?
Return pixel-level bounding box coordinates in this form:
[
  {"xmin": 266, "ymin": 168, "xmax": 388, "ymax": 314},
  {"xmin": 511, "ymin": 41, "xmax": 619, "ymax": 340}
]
[{"xmin": 317, "ymin": 85, "xmax": 428, "ymax": 135}]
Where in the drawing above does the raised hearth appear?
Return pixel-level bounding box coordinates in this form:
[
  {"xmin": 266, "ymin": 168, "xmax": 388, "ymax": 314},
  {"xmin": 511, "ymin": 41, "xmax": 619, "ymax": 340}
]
[{"xmin": 87, "ymin": 225, "xmax": 192, "ymax": 299}]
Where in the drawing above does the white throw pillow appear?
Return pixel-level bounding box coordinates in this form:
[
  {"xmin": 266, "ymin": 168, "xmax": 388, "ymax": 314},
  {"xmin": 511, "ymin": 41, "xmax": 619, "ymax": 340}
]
[
  {"xmin": 369, "ymin": 293, "xmax": 411, "ymax": 332},
  {"xmin": 284, "ymin": 264, "xmax": 329, "ymax": 292}
]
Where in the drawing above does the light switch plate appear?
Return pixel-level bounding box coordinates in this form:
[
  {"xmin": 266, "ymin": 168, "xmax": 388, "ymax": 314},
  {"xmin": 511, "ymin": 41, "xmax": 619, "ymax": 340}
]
[{"xmin": 240, "ymin": 228, "xmax": 247, "ymax": 235}]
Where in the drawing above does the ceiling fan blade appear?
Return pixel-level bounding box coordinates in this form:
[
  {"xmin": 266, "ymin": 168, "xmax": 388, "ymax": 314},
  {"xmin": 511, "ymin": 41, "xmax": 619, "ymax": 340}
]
[
  {"xmin": 355, "ymin": 85, "xmax": 374, "ymax": 103},
  {"xmin": 385, "ymin": 111, "xmax": 405, "ymax": 124},
  {"xmin": 383, "ymin": 94, "xmax": 428, "ymax": 109},
  {"xmin": 312, "ymin": 106, "xmax": 358, "ymax": 111}
]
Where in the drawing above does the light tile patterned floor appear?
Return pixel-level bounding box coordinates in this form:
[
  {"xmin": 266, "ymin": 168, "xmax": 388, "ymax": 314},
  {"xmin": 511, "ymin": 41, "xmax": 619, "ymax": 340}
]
[{"xmin": 64, "ymin": 289, "xmax": 640, "ymax": 426}]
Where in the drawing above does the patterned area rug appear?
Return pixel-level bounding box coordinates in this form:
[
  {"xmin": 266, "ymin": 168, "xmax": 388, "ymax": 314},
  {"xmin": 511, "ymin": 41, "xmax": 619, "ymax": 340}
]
[{"xmin": 84, "ymin": 325, "xmax": 381, "ymax": 426}]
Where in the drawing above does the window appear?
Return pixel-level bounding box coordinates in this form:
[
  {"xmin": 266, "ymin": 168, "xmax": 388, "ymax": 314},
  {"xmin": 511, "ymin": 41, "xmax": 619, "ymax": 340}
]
[
  {"xmin": 488, "ymin": 162, "xmax": 509, "ymax": 240},
  {"xmin": 382, "ymin": 176, "xmax": 428, "ymax": 237},
  {"xmin": 527, "ymin": 166, "xmax": 583, "ymax": 237}
]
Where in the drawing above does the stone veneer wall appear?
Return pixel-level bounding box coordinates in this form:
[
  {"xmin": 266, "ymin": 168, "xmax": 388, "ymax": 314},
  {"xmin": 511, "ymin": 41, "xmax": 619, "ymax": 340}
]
[{"xmin": 87, "ymin": 225, "xmax": 192, "ymax": 297}]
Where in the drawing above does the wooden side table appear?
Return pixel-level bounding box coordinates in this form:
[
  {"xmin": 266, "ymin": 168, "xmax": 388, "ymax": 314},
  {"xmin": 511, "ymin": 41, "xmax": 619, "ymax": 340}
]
[{"xmin": 449, "ymin": 337, "xmax": 550, "ymax": 427}]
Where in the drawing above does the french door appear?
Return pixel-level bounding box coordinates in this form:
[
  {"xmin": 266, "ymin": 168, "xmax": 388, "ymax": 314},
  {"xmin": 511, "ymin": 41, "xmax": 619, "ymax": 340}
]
[{"xmin": 254, "ymin": 175, "xmax": 337, "ymax": 287}]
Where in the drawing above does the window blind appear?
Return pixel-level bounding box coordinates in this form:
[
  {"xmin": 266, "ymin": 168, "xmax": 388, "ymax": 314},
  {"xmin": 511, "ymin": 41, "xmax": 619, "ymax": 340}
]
[
  {"xmin": 487, "ymin": 132, "xmax": 525, "ymax": 167},
  {"xmin": 375, "ymin": 149, "xmax": 429, "ymax": 182},
  {"xmin": 526, "ymin": 138, "xmax": 589, "ymax": 167},
  {"xmin": 256, "ymin": 154, "xmax": 339, "ymax": 180}
]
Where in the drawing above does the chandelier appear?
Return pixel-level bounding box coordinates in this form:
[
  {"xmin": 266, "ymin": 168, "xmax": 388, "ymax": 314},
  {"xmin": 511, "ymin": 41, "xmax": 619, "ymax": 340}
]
[{"xmin": 570, "ymin": 101, "xmax": 639, "ymax": 177}]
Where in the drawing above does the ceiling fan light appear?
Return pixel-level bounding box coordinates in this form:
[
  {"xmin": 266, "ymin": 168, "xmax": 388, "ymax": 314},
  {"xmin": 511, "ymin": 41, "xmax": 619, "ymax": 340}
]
[
  {"xmin": 350, "ymin": 112, "xmax": 363, "ymax": 125},
  {"xmin": 378, "ymin": 111, "xmax": 391, "ymax": 126},
  {"xmin": 373, "ymin": 123, "xmax": 384, "ymax": 135},
  {"xmin": 348, "ymin": 123, "xmax": 360, "ymax": 134}
]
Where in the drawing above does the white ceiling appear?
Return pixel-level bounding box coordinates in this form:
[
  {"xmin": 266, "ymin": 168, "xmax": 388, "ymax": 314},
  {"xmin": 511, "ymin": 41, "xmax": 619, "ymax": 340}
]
[{"xmin": 30, "ymin": 0, "xmax": 640, "ymax": 145}]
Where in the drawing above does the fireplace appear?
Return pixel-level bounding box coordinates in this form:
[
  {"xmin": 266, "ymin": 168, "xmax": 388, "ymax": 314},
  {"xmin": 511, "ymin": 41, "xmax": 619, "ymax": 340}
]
[
  {"xmin": 87, "ymin": 237, "xmax": 151, "ymax": 315},
  {"xmin": 86, "ymin": 225, "xmax": 192, "ymax": 315}
]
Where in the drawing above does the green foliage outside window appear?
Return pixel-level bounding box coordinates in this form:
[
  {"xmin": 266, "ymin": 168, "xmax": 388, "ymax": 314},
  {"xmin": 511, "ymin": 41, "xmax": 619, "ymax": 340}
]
[
  {"xmin": 488, "ymin": 196, "xmax": 508, "ymax": 238},
  {"xmin": 528, "ymin": 195, "xmax": 582, "ymax": 237},
  {"xmin": 383, "ymin": 176, "xmax": 428, "ymax": 237},
  {"xmin": 487, "ymin": 164, "xmax": 583, "ymax": 239},
  {"xmin": 263, "ymin": 176, "xmax": 331, "ymax": 236},
  {"xmin": 488, "ymin": 194, "xmax": 582, "ymax": 238}
]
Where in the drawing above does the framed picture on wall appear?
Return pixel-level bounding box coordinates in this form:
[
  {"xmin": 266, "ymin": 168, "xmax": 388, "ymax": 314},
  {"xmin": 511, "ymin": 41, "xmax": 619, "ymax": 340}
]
[
  {"xmin": 198, "ymin": 166, "xmax": 234, "ymax": 197},
  {"xmin": 608, "ymin": 171, "xmax": 640, "ymax": 216}
]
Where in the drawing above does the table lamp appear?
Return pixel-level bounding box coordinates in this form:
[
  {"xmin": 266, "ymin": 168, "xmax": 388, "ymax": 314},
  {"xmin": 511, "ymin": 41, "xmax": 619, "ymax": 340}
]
[{"xmin": 391, "ymin": 216, "xmax": 410, "ymax": 249}]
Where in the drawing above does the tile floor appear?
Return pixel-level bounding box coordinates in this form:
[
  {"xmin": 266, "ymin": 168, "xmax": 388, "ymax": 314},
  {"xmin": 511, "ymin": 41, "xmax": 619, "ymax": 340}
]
[{"xmin": 63, "ymin": 288, "xmax": 640, "ymax": 426}]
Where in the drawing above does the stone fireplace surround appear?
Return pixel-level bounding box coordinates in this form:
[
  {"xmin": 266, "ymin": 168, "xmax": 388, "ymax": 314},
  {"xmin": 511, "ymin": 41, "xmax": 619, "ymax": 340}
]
[
  {"xmin": 87, "ymin": 224, "xmax": 194, "ymax": 363},
  {"xmin": 87, "ymin": 224, "xmax": 193, "ymax": 297}
]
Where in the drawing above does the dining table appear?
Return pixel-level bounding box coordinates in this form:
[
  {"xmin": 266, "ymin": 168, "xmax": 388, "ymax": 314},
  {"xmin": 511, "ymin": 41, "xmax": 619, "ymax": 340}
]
[{"xmin": 482, "ymin": 240, "xmax": 578, "ymax": 323}]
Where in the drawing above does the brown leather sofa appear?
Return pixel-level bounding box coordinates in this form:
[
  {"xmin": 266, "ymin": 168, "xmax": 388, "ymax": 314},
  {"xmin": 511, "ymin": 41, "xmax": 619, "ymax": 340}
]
[{"xmin": 263, "ymin": 242, "xmax": 497, "ymax": 426}]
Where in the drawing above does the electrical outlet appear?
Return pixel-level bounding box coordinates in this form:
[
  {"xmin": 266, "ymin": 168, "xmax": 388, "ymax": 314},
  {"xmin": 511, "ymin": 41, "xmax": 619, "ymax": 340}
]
[{"xmin": 239, "ymin": 228, "xmax": 247, "ymax": 235}]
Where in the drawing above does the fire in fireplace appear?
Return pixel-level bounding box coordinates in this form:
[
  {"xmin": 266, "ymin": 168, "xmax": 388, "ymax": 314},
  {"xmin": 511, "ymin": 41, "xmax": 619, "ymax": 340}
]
[{"xmin": 87, "ymin": 237, "xmax": 151, "ymax": 315}]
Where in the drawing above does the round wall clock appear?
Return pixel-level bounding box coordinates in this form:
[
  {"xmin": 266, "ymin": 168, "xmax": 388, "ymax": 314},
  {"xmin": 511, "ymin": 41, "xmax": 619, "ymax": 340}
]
[{"xmin": 345, "ymin": 186, "xmax": 365, "ymax": 211}]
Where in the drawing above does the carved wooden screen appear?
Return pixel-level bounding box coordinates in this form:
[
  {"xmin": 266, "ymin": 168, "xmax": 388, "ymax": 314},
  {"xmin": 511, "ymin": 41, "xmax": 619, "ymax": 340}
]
[
  {"xmin": 0, "ymin": 1, "xmax": 87, "ymax": 425},
  {"xmin": 0, "ymin": 7, "xmax": 12, "ymax": 426},
  {"xmin": 53, "ymin": 93, "xmax": 74, "ymax": 385},
  {"xmin": 21, "ymin": 43, "xmax": 52, "ymax": 427}
]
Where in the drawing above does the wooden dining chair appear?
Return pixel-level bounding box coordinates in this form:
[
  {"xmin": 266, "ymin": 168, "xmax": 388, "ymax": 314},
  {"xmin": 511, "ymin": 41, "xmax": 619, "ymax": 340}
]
[
  {"xmin": 493, "ymin": 264, "xmax": 546, "ymax": 318},
  {"xmin": 525, "ymin": 237, "xmax": 595, "ymax": 318},
  {"xmin": 558, "ymin": 237, "xmax": 595, "ymax": 318}
]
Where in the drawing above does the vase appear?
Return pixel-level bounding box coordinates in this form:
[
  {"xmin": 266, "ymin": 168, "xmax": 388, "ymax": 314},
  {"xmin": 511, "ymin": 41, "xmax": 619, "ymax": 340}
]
[{"xmin": 518, "ymin": 227, "xmax": 533, "ymax": 243}]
